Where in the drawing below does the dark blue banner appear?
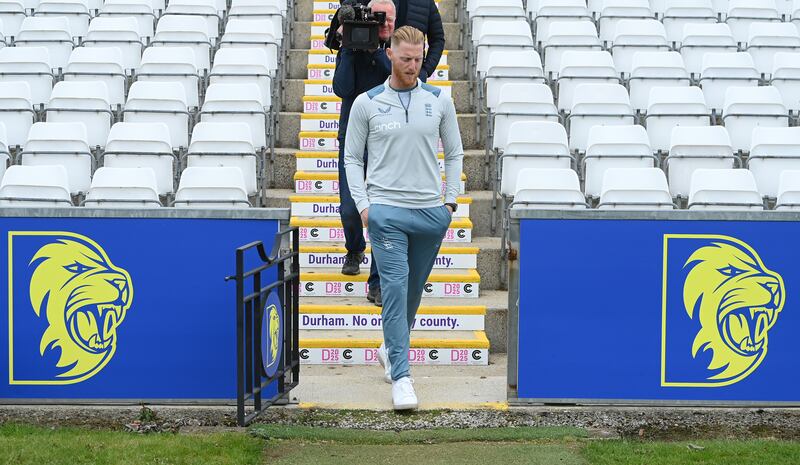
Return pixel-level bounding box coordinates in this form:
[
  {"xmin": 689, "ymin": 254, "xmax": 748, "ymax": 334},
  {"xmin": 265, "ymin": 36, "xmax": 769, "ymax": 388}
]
[
  {"xmin": 517, "ymin": 218, "xmax": 799, "ymax": 403},
  {"xmin": 1, "ymin": 216, "xmax": 279, "ymax": 400}
]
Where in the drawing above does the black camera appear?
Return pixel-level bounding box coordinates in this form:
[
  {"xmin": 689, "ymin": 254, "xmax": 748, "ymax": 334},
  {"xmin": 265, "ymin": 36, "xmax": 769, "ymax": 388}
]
[{"xmin": 324, "ymin": 1, "xmax": 387, "ymax": 51}]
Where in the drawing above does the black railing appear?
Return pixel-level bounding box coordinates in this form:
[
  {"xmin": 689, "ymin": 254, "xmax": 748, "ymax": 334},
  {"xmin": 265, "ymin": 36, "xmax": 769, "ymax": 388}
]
[{"xmin": 226, "ymin": 227, "xmax": 300, "ymax": 426}]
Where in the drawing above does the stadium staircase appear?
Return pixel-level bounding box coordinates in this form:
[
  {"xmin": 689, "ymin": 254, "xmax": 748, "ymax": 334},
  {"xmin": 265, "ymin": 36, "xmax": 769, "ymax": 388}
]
[{"xmin": 268, "ymin": 0, "xmax": 508, "ymax": 397}]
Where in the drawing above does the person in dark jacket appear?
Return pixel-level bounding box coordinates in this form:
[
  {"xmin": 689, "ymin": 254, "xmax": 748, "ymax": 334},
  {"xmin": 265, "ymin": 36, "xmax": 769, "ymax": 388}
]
[
  {"xmin": 333, "ymin": 0, "xmax": 396, "ymax": 307},
  {"xmin": 394, "ymin": 0, "xmax": 445, "ymax": 82}
]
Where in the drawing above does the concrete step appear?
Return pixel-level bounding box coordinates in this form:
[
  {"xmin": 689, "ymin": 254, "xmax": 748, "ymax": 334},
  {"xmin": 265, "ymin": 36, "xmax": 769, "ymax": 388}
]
[
  {"xmin": 281, "ymin": 77, "xmax": 472, "ymax": 113},
  {"xmin": 300, "ymin": 242, "xmax": 479, "ymax": 270},
  {"xmin": 301, "ymin": 289, "xmax": 508, "ymax": 352},
  {"xmin": 277, "ymin": 111, "xmax": 484, "ymax": 150},
  {"xmin": 300, "ymin": 268, "xmax": 481, "ymax": 299},
  {"xmin": 265, "ymin": 189, "xmax": 497, "ymax": 238},
  {"xmin": 301, "ymin": 303, "xmax": 485, "ymax": 331},
  {"xmin": 294, "ymin": 170, "xmax": 467, "ymax": 195},
  {"xmin": 299, "ymin": 329, "xmax": 489, "ymax": 365},
  {"xmin": 289, "ymin": 194, "xmax": 473, "ymax": 218},
  {"xmin": 292, "ymin": 0, "xmax": 458, "ymax": 24},
  {"xmin": 290, "ymin": 216, "xmax": 474, "ymax": 243},
  {"xmin": 292, "ymin": 21, "xmax": 462, "ymax": 55},
  {"xmin": 271, "ymin": 148, "xmax": 492, "ymax": 192},
  {"xmin": 287, "ymin": 48, "xmax": 465, "ymax": 81}
]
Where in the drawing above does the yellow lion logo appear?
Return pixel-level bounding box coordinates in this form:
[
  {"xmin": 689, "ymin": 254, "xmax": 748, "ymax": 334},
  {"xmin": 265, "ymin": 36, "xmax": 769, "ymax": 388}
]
[
  {"xmin": 683, "ymin": 238, "xmax": 784, "ymax": 383},
  {"xmin": 268, "ymin": 304, "xmax": 280, "ymax": 365},
  {"xmin": 29, "ymin": 235, "xmax": 133, "ymax": 381}
]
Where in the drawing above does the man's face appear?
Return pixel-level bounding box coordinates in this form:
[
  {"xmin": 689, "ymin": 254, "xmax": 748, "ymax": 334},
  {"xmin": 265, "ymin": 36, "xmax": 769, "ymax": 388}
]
[
  {"xmin": 387, "ymin": 40, "xmax": 424, "ymax": 87},
  {"xmin": 371, "ymin": 3, "xmax": 396, "ymax": 41}
]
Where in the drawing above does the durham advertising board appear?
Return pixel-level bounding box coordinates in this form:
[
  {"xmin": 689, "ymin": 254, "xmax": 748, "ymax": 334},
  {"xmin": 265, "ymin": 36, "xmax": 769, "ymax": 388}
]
[
  {"xmin": 0, "ymin": 209, "xmax": 285, "ymax": 401},
  {"xmin": 514, "ymin": 214, "xmax": 800, "ymax": 404}
]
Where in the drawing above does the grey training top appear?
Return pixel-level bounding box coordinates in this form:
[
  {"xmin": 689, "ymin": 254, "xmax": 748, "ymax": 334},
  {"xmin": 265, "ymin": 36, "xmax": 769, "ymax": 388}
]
[{"xmin": 344, "ymin": 77, "xmax": 464, "ymax": 213}]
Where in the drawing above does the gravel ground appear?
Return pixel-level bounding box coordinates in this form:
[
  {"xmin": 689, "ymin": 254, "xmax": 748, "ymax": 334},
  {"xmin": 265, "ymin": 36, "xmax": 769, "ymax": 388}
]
[{"xmin": 3, "ymin": 404, "xmax": 800, "ymax": 439}]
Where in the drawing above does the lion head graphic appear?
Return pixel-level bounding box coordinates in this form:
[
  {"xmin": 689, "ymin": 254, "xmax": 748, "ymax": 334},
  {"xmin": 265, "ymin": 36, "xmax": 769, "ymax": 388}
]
[
  {"xmin": 683, "ymin": 238, "xmax": 784, "ymax": 383},
  {"xmin": 29, "ymin": 235, "xmax": 133, "ymax": 380},
  {"xmin": 268, "ymin": 304, "xmax": 280, "ymax": 366}
]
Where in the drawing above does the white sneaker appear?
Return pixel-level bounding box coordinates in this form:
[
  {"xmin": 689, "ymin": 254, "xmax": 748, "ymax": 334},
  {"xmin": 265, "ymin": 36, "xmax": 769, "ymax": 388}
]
[
  {"xmin": 392, "ymin": 376, "xmax": 418, "ymax": 410},
  {"xmin": 377, "ymin": 342, "xmax": 392, "ymax": 384}
]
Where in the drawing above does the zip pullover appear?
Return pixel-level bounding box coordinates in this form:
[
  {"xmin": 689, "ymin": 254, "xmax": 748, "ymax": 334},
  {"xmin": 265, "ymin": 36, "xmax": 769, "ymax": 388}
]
[{"xmin": 344, "ymin": 77, "xmax": 464, "ymax": 212}]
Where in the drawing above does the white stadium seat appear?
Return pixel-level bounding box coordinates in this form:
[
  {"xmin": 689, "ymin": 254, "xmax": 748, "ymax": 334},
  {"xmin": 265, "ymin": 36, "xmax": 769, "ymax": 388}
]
[
  {"xmin": 629, "ymin": 51, "xmax": 690, "ymax": 111},
  {"xmin": 557, "ymin": 50, "xmax": 619, "ymax": 112},
  {"xmin": 63, "ymin": 47, "xmax": 126, "ymax": 107},
  {"xmin": 470, "ymin": 0, "xmax": 526, "ymax": 46},
  {"xmin": 84, "ymin": 17, "xmax": 144, "ymax": 72},
  {"xmin": 666, "ymin": 126, "xmax": 735, "ymax": 198},
  {"xmin": 662, "ymin": 0, "xmax": 716, "ymax": 45},
  {"xmin": 103, "ymin": 122, "xmax": 175, "ymax": 195},
  {"xmin": 187, "ymin": 122, "xmax": 257, "ymax": 195},
  {"xmin": 474, "ymin": 20, "xmax": 534, "ymax": 80},
  {"xmin": 583, "ymin": 125, "xmax": 656, "ymax": 198},
  {"xmin": 124, "ymin": 81, "xmax": 190, "ymax": 149},
  {"xmin": 698, "ymin": 52, "xmax": 760, "ymax": 112},
  {"xmin": 219, "ymin": 19, "xmax": 279, "ymax": 73},
  {"xmin": 680, "ymin": 23, "xmax": 738, "ymax": 76},
  {"xmin": 540, "ymin": 21, "xmax": 601, "ymax": 79},
  {"xmin": 770, "ymin": 52, "xmax": 800, "ymax": 113},
  {"xmin": 137, "ymin": 47, "xmax": 199, "ymax": 108},
  {"xmin": 98, "ymin": 0, "xmax": 157, "ymax": 39},
  {"xmin": 20, "ymin": 122, "xmax": 92, "ymax": 194},
  {"xmin": 610, "ymin": 19, "xmax": 669, "ymax": 77},
  {"xmin": 0, "ymin": 47, "xmax": 53, "ymax": 108},
  {"xmin": 598, "ymin": 167, "xmax": 674, "ymax": 210},
  {"xmin": 746, "ymin": 22, "xmax": 800, "ymax": 77},
  {"xmin": 722, "ymin": 86, "xmax": 789, "ymax": 153},
  {"xmin": 597, "ymin": 0, "xmax": 653, "ymax": 44},
  {"xmin": 775, "ymin": 169, "xmax": 800, "ymax": 210},
  {"xmin": 84, "ymin": 167, "xmax": 161, "ymax": 207},
  {"xmin": 0, "ymin": 0, "xmax": 26, "ymax": 38},
  {"xmin": 645, "ymin": 86, "xmax": 710, "ymax": 153},
  {"xmin": 747, "ymin": 126, "xmax": 800, "ymax": 198},
  {"xmin": 173, "ymin": 166, "xmax": 250, "ymax": 208},
  {"xmin": 46, "ymin": 81, "xmax": 112, "ymax": 148},
  {"xmin": 725, "ymin": 0, "xmax": 780, "ymax": 45},
  {"xmin": 200, "ymin": 82, "xmax": 268, "ymax": 149},
  {"xmin": 228, "ymin": 0, "xmax": 284, "ymax": 46},
  {"xmin": 533, "ymin": 0, "xmax": 591, "ymax": 45},
  {"xmin": 162, "ymin": 0, "xmax": 221, "ymax": 41},
  {"xmin": 0, "ymin": 81, "xmax": 34, "ymax": 148},
  {"xmin": 0, "ymin": 164, "xmax": 71, "ymax": 206},
  {"xmin": 15, "ymin": 17, "xmax": 74, "ymax": 71},
  {"xmin": 688, "ymin": 168, "xmax": 763, "ymax": 210},
  {"xmin": 151, "ymin": 15, "xmax": 211, "ymax": 71},
  {"xmin": 0, "ymin": 123, "xmax": 9, "ymax": 180},
  {"xmin": 209, "ymin": 47, "xmax": 274, "ymax": 110},
  {"xmin": 490, "ymin": 83, "xmax": 559, "ymax": 155},
  {"xmin": 484, "ymin": 50, "xmax": 544, "ymax": 112},
  {"xmin": 511, "ymin": 168, "xmax": 587, "ymax": 209},
  {"xmin": 568, "ymin": 83, "xmax": 634, "ymax": 153},
  {"xmin": 34, "ymin": 0, "xmax": 90, "ymax": 39},
  {"xmin": 498, "ymin": 121, "xmax": 572, "ymax": 198}
]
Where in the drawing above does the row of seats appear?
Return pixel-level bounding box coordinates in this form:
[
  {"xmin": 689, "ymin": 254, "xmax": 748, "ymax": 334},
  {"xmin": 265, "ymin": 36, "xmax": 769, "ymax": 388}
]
[
  {"xmin": 0, "ymin": 77, "xmax": 272, "ymax": 150},
  {"xmin": 0, "ymin": 120, "xmax": 263, "ymax": 195},
  {"xmin": 497, "ymin": 122, "xmax": 800, "ymax": 199},
  {"xmin": 0, "ymin": 164, "xmax": 252, "ymax": 207},
  {"xmin": 509, "ymin": 167, "xmax": 800, "ymax": 210},
  {"xmin": 490, "ymin": 82, "xmax": 792, "ymax": 154}
]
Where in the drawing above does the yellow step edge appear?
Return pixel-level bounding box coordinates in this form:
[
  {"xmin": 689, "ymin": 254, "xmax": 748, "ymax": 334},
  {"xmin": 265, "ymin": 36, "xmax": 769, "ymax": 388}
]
[
  {"xmin": 300, "ymin": 245, "xmax": 480, "ymax": 254},
  {"xmin": 310, "ymin": 21, "xmax": 330, "ymax": 26},
  {"xmin": 296, "ymin": 151, "xmax": 338, "ymax": 158},
  {"xmin": 294, "ymin": 171, "xmax": 466, "ymax": 181},
  {"xmin": 302, "ymin": 95, "xmax": 341, "ymax": 102},
  {"xmin": 305, "ymin": 79, "xmax": 452, "ymax": 86},
  {"xmin": 291, "ymin": 216, "xmax": 473, "ymax": 228},
  {"xmin": 299, "ymin": 131, "xmax": 339, "ymax": 137},
  {"xmin": 301, "ymin": 269, "xmax": 480, "ymax": 283},
  {"xmin": 301, "ymin": 330, "xmax": 489, "ymax": 349},
  {"xmin": 300, "ymin": 304, "xmax": 486, "ymax": 315},
  {"xmin": 290, "ymin": 195, "xmax": 472, "ymax": 204},
  {"xmin": 307, "ymin": 62, "xmax": 450, "ymax": 71},
  {"xmin": 300, "ymin": 113, "xmax": 340, "ymax": 120},
  {"xmin": 312, "ymin": 9, "xmax": 338, "ymax": 13}
]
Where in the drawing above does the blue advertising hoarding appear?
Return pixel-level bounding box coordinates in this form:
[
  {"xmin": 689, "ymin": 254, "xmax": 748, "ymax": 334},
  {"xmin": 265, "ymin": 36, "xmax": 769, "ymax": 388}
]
[
  {"xmin": 516, "ymin": 215, "xmax": 800, "ymax": 404},
  {"xmin": 0, "ymin": 209, "xmax": 284, "ymax": 401}
]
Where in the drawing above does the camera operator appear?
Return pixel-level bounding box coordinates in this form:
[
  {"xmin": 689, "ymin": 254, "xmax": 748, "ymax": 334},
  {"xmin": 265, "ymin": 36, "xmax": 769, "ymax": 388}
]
[{"xmin": 332, "ymin": 0, "xmax": 396, "ymax": 307}]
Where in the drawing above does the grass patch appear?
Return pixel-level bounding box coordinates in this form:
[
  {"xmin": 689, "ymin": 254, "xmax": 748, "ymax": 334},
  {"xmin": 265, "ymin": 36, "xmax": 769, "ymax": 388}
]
[
  {"xmin": 263, "ymin": 442, "xmax": 588, "ymax": 465},
  {"xmin": 250, "ymin": 424, "xmax": 588, "ymax": 444},
  {"xmin": 0, "ymin": 423, "xmax": 262, "ymax": 465},
  {"xmin": 583, "ymin": 439, "xmax": 800, "ymax": 465}
]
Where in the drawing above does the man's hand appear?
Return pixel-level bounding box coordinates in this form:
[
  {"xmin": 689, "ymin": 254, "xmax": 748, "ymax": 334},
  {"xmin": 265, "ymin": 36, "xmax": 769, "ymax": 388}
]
[
  {"xmin": 360, "ymin": 208, "xmax": 369, "ymax": 227},
  {"xmin": 445, "ymin": 204, "xmax": 454, "ymax": 214}
]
